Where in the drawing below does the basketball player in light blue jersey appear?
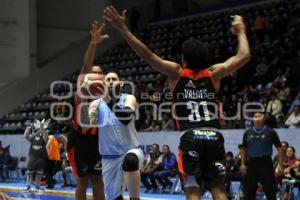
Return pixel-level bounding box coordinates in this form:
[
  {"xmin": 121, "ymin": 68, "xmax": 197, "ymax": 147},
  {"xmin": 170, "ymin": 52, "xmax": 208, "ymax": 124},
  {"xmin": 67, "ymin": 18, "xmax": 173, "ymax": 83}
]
[{"xmin": 89, "ymin": 72, "xmax": 143, "ymax": 200}]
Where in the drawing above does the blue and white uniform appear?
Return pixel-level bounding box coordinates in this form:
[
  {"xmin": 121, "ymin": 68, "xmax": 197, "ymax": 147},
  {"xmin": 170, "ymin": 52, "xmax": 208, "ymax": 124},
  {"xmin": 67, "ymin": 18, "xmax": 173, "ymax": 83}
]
[{"xmin": 93, "ymin": 93, "xmax": 143, "ymax": 200}]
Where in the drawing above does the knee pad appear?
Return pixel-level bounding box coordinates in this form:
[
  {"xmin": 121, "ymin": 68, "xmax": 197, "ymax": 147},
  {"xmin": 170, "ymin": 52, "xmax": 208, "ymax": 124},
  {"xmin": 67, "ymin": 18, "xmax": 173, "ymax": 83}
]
[{"xmin": 122, "ymin": 153, "xmax": 139, "ymax": 172}]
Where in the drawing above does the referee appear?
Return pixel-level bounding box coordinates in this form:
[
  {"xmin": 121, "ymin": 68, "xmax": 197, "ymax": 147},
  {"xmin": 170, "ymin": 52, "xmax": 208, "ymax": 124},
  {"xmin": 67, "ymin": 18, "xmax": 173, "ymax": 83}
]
[{"xmin": 240, "ymin": 110, "xmax": 284, "ymax": 200}]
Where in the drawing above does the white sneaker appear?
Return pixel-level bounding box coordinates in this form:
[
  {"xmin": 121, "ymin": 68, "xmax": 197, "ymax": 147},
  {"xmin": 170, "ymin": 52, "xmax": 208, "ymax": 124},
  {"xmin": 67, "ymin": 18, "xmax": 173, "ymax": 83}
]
[{"xmin": 23, "ymin": 186, "xmax": 32, "ymax": 193}]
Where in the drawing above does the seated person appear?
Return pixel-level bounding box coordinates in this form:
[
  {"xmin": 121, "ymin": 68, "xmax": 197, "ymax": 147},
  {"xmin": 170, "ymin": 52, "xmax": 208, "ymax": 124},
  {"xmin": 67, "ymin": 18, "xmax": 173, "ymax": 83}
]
[
  {"xmin": 141, "ymin": 144, "xmax": 162, "ymax": 192},
  {"xmin": 0, "ymin": 147, "xmax": 11, "ymax": 182},
  {"xmin": 0, "ymin": 145, "xmax": 12, "ymax": 182},
  {"xmin": 281, "ymin": 147, "xmax": 298, "ymax": 200},
  {"xmin": 152, "ymin": 145, "xmax": 177, "ymax": 191},
  {"xmin": 62, "ymin": 153, "xmax": 76, "ymax": 187},
  {"xmin": 224, "ymin": 151, "xmax": 242, "ymax": 193}
]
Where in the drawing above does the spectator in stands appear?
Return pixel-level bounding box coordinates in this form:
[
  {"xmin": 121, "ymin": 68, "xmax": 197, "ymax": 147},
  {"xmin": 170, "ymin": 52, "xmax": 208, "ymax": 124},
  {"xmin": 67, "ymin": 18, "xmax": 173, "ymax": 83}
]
[
  {"xmin": 61, "ymin": 150, "xmax": 76, "ymax": 187},
  {"xmin": 154, "ymin": 79, "xmax": 164, "ymax": 94},
  {"xmin": 152, "ymin": 145, "xmax": 177, "ymax": 191},
  {"xmin": 276, "ymin": 81, "xmax": 291, "ymax": 111},
  {"xmin": 141, "ymin": 144, "xmax": 162, "ymax": 192},
  {"xmin": 139, "ymin": 113, "xmax": 153, "ymax": 131},
  {"xmin": 276, "ymin": 146, "xmax": 298, "ymax": 181},
  {"xmin": 161, "ymin": 113, "xmax": 175, "ymax": 131},
  {"xmin": 266, "ymin": 92, "xmax": 283, "ymax": 121},
  {"xmin": 284, "ymin": 147, "xmax": 297, "ymax": 169},
  {"xmin": 273, "ymin": 141, "xmax": 289, "ymax": 169},
  {"xmin": 281, "ymin": 146, "xmax": 298, "ymax": 200},
  {"xmin": 224, "ymin": 151, "xmax": 240, "ymax": 193},
  {"xmin": 255, "ymin": 56, "xmax": 270, "ymax": 78},
  {"xmin": 272, "ymin": 69, "xmax": 287, "ymax": 86},
  {"xmin": 254, "ymin": 9, "xmax": 265, "ymax": 43},
  {"xmin": 143, "ymin": 121, "xmax": 161, "ymax": 132},
  {"xmin": 287, "ymin": 91, "xmax": 300, "ymax": 115},
  {"xmin": 0, "ymin": 147, "xmax": 10, "ymax": 182},
  {"xmin": 264, "ymin": 112, "xmax": 277, "ymax": 128},
  {"xmin": 285, "ymin": 105, "xmax": 300, "ymax": 128}
]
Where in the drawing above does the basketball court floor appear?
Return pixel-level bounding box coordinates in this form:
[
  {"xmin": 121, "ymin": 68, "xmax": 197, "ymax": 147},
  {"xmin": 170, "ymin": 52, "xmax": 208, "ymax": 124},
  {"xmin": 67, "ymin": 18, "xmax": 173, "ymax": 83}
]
[{"xmin": 0, "ymin": 182, "xmax": 186, "ymax": 200}]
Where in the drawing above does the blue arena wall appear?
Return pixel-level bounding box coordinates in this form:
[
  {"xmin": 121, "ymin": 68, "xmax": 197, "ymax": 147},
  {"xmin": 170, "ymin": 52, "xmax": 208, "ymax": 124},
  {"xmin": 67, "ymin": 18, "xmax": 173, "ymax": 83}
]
[{"xmin": 0, "ymin": 129, "xmax": 299, "ymax": 158}]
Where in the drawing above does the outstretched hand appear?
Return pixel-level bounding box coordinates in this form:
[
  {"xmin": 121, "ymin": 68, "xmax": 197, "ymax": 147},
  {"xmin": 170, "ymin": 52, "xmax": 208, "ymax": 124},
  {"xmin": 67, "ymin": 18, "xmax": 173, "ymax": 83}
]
[
  {"xmin": 104, "ymin": 6, "xmax": 127, "ymax": 31},
  {"xmin": 230, "ymin": 15, "xmax": 246, "ymax": 35},
  {"xmin": 90, "ymin": 21, "xmax": 109, "ymax": 45}
]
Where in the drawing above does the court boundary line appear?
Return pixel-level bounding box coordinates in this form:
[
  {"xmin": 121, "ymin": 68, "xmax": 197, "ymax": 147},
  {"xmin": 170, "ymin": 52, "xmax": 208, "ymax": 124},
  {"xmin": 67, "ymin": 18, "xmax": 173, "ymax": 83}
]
[{"xmin": 0, "ymin": 186, "xmax": 174, "ymax": 200}]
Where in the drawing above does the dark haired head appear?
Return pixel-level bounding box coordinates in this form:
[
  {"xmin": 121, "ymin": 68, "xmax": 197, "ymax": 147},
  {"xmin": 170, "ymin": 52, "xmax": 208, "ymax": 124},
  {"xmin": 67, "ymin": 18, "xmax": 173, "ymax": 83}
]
[
  {"xmin": 181, "ymin": 38, "xmax": 210, "ymax": 70},
  {"xmin": 105, "ymin": 70, "xmax": 121, "ymax": 79},
  {"xmin": 281, "ymin": 141, "xmax": 289, "ymax": 147},
  {"xmin": 288, "ymin": 146, "xmax": 295, "ymax": 154},
  {"xmin": 152, "ymin": 144, "xmax": 159, "ymax": 149},
  {"xmin": 225, "ymin": 151, "xmax": 234, "ymax": 158}
]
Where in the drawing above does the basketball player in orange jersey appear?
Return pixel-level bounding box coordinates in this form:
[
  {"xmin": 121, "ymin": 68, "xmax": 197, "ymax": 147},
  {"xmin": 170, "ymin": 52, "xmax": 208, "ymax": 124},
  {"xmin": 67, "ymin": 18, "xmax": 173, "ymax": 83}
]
[
  {"xmin": 67, "ymin": 21, "xmax": 108, "ymax": 200},
  {"xmin": 104, "ymin": 6, "xmax": 250, "ymax": 200}
]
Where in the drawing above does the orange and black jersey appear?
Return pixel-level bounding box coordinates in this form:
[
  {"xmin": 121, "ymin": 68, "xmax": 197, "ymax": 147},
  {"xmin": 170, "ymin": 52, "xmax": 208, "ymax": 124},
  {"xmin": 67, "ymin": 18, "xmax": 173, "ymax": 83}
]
[
  {"xmin": 172, "ymin": 67, "xmax": 221, "ymax": 131},
  {"xmin": 73, "ymin": 97, "xmax": 97, "ymax": 135}
]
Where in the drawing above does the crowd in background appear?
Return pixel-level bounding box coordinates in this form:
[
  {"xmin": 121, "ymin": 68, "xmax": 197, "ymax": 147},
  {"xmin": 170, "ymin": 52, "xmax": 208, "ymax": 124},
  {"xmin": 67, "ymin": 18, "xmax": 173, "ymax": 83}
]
[
  {"xmin": 0, "ymin": 1, "xmax": 300, "ymax": 134},
  {"xmin": 132, "ymin": 9, "xmax": 300, "ymax": 131}
]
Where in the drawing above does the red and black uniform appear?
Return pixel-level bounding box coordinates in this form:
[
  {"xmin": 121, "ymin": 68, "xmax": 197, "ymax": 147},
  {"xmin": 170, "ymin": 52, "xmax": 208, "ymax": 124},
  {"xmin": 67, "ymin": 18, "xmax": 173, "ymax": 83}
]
[
  {"xmin": 67, "ymin": 98, "xmax": 101, "ymax": 178},
  {"xmin": 174, "ymin": 67, "xmax": 225, "ymax": 191}
]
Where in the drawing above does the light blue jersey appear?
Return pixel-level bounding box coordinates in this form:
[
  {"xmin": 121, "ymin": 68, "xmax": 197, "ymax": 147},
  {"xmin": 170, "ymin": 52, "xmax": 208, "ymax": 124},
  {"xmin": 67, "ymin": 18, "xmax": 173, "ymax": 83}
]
[{"xmin": 98, "ymin": 93, "xmax": 139, "ymax": 157}]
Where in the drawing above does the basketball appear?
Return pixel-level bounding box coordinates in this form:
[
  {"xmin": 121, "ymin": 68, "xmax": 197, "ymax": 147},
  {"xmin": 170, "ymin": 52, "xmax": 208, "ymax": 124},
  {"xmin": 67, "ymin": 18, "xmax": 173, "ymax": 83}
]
[{"xmin": 80, "ymin": 73, "xmax": 105, "ymax": 97}]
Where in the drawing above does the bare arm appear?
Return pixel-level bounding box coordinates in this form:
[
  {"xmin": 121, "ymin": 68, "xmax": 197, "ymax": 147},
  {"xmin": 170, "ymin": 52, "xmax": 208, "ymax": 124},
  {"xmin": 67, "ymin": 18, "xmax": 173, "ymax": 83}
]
[
  {"xmin": 104, "ymin": 6, "xmax": 181, "ymax": 80},
  {"xmin": 277, "ymin": 147, "xmax": 283, "ymax": 168},
  {"xmin": 76, "ymin": 22, "xmax": 108, "ymax": 98},
  {"xmin": 210, "ymin": 16, "xmax": 250, "ymax": 81},
  {"xmin": 240, "ymin": 147, "xmax": 247, "ymax": 166},
  {"xmin": 58, "ymin": 135, "xmax": 68, "ymax": 151},
  {"xmin": 80, "ymin": 22, "xmax": 108, "ymax": 75}
]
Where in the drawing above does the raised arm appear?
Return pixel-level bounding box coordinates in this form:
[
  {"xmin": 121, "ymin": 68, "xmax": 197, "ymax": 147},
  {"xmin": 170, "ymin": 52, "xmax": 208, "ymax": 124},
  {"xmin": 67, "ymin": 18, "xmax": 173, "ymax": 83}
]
[
  {"xmin": 104, "ymin": 6, "xmax": 181, "ymax": 80},
  {"xmin": 76, "ymin": 22, "xmax": 108, "ymax": 98},
  {"xmin": 24, "ymin": 125, "xmax": 33, "ymax": 142},
  {"xmin": 210, "ymin": 15, "xmax": 250, "ymax": 81},
  {"xmin": 80, "ymin": 21, "xmax": 109, "ymax": 75}
]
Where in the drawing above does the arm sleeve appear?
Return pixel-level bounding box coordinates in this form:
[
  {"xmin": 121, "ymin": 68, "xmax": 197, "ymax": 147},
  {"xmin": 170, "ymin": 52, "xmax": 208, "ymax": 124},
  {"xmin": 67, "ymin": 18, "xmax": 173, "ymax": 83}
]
[
  {"xmin": 271, "ymin": 130, "xmax": 282, "ymax": 148},
  {"xmin": 88, "ymin": 99, "xmax": 101, "ymax": 125},
  {"xmin": 165, "ymin": 154, "xmax": 177, "ymax": 169}
]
